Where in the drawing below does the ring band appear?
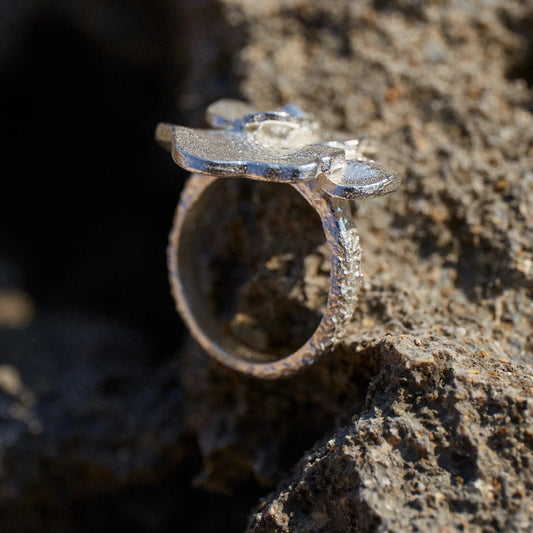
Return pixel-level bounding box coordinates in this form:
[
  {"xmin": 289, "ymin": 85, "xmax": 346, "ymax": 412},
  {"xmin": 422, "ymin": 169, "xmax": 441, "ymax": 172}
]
[{"xmin": 156, "ymin": 100, "xmax": 401, "ymax": 378}]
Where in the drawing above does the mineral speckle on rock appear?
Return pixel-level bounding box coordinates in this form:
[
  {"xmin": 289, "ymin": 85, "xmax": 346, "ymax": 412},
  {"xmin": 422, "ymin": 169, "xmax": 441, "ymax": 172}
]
[{"xmin": 183, "ymin": 0, "xmax": 533, "ymax": 529}]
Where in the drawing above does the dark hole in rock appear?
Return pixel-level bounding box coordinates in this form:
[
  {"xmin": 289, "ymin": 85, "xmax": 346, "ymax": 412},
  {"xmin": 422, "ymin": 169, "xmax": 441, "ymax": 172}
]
[
  {"xmin": 507, "ymin": 44, "xmax": 533, "ymax": 89},
  {"xmin": 436, "ymin": 446, "xmax": 478, "ymax": 483},
  {"xmin": 504, "ymin": 11, "xmax": 533, "ymax": 91},
  {"xmin": 0, "ymin": 13, "xmax": 186, "ymax": 358}
]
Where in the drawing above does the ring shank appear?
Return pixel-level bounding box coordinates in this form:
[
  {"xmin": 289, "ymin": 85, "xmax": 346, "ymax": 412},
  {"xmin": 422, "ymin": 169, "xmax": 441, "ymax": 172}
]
[{"xmin": 168, "ymin": 173, "xmax": 362, "ymax": 378}]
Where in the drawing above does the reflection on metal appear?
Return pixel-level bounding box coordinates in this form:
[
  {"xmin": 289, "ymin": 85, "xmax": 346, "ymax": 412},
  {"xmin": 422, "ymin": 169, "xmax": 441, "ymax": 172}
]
[
  {"xmin": 156, "ymin": 100, "xmax": 401, "ymax": 378},
  {"xmin": 156, "ymin": 99, "xmax": 401, "ymax": 199}
]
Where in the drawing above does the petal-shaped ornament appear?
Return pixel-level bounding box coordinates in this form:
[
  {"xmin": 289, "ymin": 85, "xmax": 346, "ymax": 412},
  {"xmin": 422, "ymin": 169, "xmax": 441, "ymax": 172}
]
[
  {"xmin": 170, "ymin": 126, "xmax": 346, "ymax": 182},
  {"xmin": 319, "ymin": 159, "xmax": 401, "ymax": 199}
]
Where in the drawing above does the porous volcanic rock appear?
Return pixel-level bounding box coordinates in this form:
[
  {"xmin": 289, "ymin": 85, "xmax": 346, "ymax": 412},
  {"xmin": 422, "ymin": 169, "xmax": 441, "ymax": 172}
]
[
  {"xmin": 218, "ymin": 0, "xmax": 533, "ymax": 365},
  {"xmin": 178, "ymin": 0, "xmax": 533, "ymax": 529},
  {"xmin": 247, "ymin": 336, "xmax": 533, "ymax": 532}
]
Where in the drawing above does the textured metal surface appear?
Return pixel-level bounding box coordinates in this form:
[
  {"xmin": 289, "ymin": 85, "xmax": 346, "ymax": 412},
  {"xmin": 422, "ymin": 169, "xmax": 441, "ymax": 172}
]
[
  {"xmin": 156, "ymin": 100, "xmax": 401, "ymax": 199},
  {"xmin": 167, "ymin": 174, "xmax": 362, "ymax": 378},
  {"xmin": 170, "ymin": 126, "xmax": 344, "ymax": 182},
  {"xmin": 157, "ymin": 100, "xmax": 401, "ymax": 378}
]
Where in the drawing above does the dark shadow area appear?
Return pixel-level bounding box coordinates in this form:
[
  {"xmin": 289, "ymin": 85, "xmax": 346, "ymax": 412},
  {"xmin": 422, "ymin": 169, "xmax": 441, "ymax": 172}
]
[
  {"xmin": 0, "ymin": 441, "xmax": 263, "ymax": 533},
  {"xmin": 0, "ymin": 2, "xmax": 250, "ymax": 532},
  {"xmin": 0, "ymin": 1, "xmax": 243, "ymax": 357},
  {"xmin": 0, "ymin": 13, "xmax": 183, "ymax": 356},
  {"xmin": 71, "ymin": 461, "xmax": 264, "ymax": 533},
  {"xmin": 503, "ymin": 9, "xmax": 533, "ymax": 89}
]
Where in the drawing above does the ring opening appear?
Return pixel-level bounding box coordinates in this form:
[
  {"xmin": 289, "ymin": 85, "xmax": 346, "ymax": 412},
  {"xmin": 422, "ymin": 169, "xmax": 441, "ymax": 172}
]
[{"xmin": 176, "ymin": 178, "xmax": 331, "ymax": 362}]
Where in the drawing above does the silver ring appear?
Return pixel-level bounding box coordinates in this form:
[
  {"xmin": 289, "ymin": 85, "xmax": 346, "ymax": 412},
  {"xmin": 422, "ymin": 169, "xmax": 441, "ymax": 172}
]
[{"xmin": 156, "ymin": 100, "xmax": 401, "ymax": 378}]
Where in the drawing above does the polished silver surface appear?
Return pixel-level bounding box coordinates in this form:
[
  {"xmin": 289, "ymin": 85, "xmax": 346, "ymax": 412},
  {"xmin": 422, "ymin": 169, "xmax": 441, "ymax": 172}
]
[
  {"xmin": 156, "ymin": 100, "xmax": 401, "ymax": 378},
  {"xmin": 156, "ymin": 100, "xmax": 401, "ymax": 200}
]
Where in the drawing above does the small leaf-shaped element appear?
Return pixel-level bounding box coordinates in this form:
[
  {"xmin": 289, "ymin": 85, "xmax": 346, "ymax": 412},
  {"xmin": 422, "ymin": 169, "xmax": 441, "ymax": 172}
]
[{"xmin": 319, "ymin": 159, "xmax": 401, "ymax": 199}]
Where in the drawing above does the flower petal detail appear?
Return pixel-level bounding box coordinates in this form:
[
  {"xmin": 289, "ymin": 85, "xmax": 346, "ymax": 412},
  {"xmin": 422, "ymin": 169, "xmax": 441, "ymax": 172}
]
[
  {"xmin": 319, "ymin": 160, "xmax": 402, "ymax": 199},
  {"xmin": 171, "ymin": 126, "xmax": 346, "ymax": 182},
  {"xmin": 157, "ymin": 100, "xmax": 402, "ymax": 200}
]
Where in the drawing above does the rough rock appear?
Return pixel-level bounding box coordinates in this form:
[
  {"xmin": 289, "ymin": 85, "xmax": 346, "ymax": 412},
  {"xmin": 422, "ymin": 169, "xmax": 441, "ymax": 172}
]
[
  {"xmin": 219, "ymin": 0, "xmax": 533, "ymax": 365},
  {"xmin": 177, "ymin": 0, "xmax": 533, "ymax": 529},
  {"xmin": 181, "ymin": 339, "xmax": 376, "ymax": 494},
  {"xmin": 247, "ymin": 336, "xmax": 533, "ymax": 532},
  {"xmin": 0, "ymin": 312, "xmax": 187, "ymax": 531}
]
